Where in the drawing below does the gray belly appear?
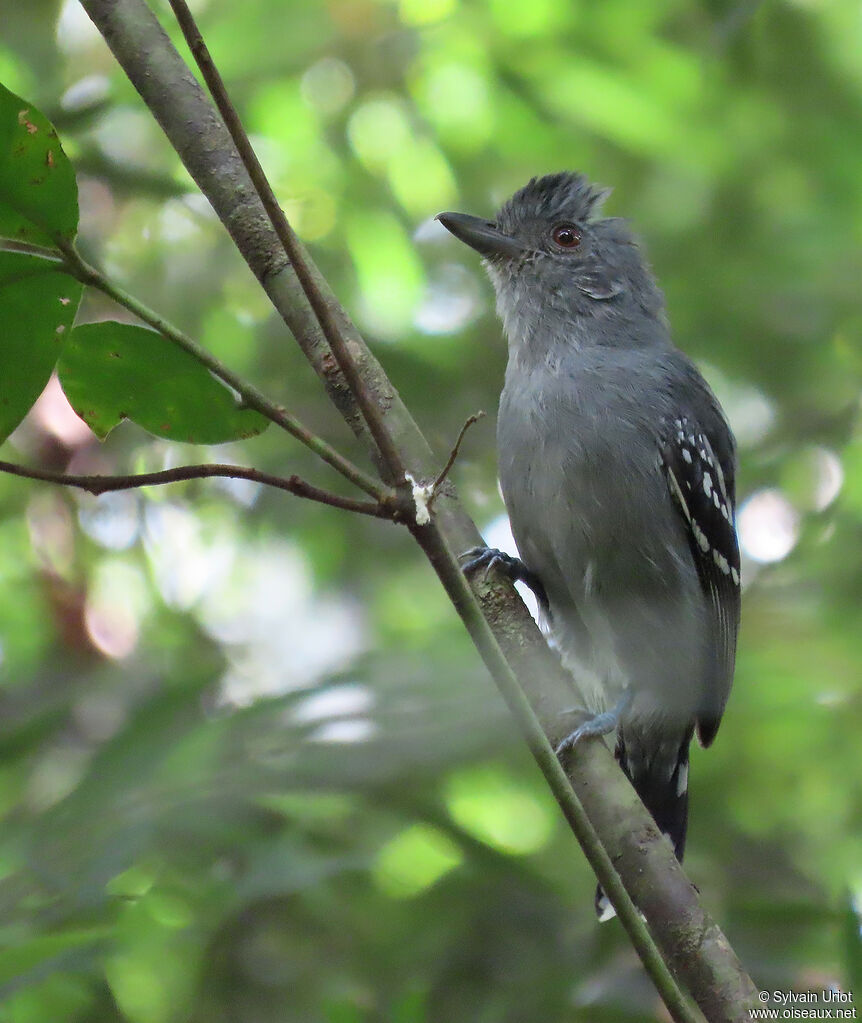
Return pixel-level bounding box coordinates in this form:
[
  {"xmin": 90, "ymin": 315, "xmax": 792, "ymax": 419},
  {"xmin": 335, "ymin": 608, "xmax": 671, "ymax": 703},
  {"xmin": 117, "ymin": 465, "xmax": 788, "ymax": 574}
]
[{"xmin": 497, "ymin": 376, "xmax": 709, "ymax": 724}]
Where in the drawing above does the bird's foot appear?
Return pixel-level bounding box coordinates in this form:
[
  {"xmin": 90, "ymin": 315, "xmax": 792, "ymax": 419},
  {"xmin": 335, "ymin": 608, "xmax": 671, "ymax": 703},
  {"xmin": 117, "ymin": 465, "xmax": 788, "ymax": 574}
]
[
  {"xmin": 460, "ymin": 545, "xmax": 525, "ymax": 580},
  {"xmin": 459, "ymin": 546, "xmax": 549, "ymax": 612},
  {"xmin": 555, "ymin": 691, "xmax": 632, "ymax": 757}
]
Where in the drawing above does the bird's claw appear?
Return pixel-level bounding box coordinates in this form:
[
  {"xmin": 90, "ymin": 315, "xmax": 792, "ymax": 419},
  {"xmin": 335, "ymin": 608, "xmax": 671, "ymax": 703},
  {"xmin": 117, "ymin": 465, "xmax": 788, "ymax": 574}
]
[
  {"xmin": 459, "ymin": 546, "xmax": 519, "ymax": 582},
  {"xmin": 459, "ymin": 546, "xmax": 550, "ymax": 612},
  {"xmin": 555, "ymin": 711, "xmax": 619, "ymax": 756},
  {"xmin": 554, "ymin": 691, "xmax": 633, "ymax": 757}
]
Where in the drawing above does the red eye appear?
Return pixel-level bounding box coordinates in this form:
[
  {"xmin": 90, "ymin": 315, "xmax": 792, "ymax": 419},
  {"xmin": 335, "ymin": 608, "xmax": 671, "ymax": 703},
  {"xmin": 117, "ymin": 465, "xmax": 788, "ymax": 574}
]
[{"xmin": 552, "ymin": 224, "xmax": 581, "ymax": 248}]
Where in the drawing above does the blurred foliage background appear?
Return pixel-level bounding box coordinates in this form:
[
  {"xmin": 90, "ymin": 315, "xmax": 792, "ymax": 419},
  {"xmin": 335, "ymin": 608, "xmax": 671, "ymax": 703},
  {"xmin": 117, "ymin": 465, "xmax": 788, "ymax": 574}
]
[{"xmin": 0, "ymin": 0, "xmax": 861, "ymax": 1019}]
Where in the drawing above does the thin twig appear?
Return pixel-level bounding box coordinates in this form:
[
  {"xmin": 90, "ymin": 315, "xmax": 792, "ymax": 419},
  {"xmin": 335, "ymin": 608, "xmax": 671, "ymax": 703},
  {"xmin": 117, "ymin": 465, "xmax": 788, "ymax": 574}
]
[
  {"xmin": 72, "ymin": 4, "xmax": 761, "ymax": 1015},
  {"xmin": 409, "ymin": 522, "xmax": 702, "ymax": 1023},
  {"xmin": 166, "ymin": 0, "xmax": 408, "ymax": 487},
  {"xmin": 155, "ymin": 17, "xmax": 693, "ymax": 1008},
  {"xmin": 126, "ymin": 10, "xmax": 699, "ymax": 1013},
  {"xmin": 51, "ymin": 239, "xmax": 387, "ymax": 502},
  {"xmin": 0, "ymin": 460, "xmax": 393, "ymax": 517},
  {"xmin": 433, "ymin": 411, "xmax": 485, "ymax": 494}
]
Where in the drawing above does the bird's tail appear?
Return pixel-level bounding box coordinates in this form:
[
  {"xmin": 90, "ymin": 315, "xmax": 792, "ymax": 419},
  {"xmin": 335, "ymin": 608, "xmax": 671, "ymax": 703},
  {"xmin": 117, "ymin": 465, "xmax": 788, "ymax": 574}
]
[{"xmin": 594, "ymin": 727, "xmax": 693, "ymax": 922}]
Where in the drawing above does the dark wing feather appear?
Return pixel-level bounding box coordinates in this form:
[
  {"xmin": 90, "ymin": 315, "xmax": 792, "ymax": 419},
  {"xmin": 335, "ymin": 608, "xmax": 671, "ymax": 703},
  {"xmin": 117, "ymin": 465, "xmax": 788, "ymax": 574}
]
[{"xmin": 660, "ymin": 414, "xmax": 740, "ymax": 747}]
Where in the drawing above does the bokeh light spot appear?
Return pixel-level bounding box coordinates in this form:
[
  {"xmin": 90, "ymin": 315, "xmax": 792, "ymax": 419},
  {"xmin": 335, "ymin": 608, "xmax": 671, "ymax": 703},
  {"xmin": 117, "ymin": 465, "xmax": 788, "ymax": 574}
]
[
  {"xmin": 445, "ymin": 765, "xmax": 556, "ymax": 855},
  {"xmin": 373, "ymin": 824, "xmax": 462, "ymax": 898},
  {"xmin": 386, "ymin": 138, "xmax": 457, "ymax": 215},
  {"xmin": 411, "ymin": 61, "xmax": 493, "ymax": 150},
  {"xmin": 346, "ymin": 210, "xmax": 424, "ymax": 337},
  {"xmin": 347, "ymin": 96, "xmax": 412, "ymax": 171},
  {"xmin": 486, "ymin": 0, "xmax": 565, "ymax": 36},
  {"xmin": 398, "ymin": 0, "xmax": 456, "ymax": 26},
  {"xmin": 105, "ymin": 956, "xmax": 171, "ymax": 1023},
  {"xmin": 301, "ymin": 57, "xmax": 355, "ymax": 115},
  {"xmin": 294, "ymin": 683, "xmax": 376, "ymax": 744},
  {"xmin": 738, "ymin": 489, "xmax": 800, "ymax": 564}
]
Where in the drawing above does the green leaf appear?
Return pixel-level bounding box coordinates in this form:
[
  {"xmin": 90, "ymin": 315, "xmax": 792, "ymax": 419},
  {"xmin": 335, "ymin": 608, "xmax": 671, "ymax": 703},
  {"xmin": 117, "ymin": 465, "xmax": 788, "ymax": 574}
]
[
  {"xmin": 0, "ymin": 250, "xmax": 82, "ymax": 443},
  {"xmin": 0, "ymin": 82, "xmax": 78, "ymax": 245},
  {"xmin": 57, "ymin": 321, "xmax": 269, "ymax": 443},
  {"xmin": 0, "ymin": 927, "xmax": 110, "ymax": 987}
]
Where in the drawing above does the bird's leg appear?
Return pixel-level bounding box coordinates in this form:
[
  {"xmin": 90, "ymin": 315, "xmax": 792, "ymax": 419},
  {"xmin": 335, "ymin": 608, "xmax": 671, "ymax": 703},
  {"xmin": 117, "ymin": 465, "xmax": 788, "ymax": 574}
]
[
  {"xmin": 555, "ymin": 690, "xmax": 633, "ymax": 756},
  {"xmin": 459, "ymin": 546, "xmax": 549, "ymax": 614}
]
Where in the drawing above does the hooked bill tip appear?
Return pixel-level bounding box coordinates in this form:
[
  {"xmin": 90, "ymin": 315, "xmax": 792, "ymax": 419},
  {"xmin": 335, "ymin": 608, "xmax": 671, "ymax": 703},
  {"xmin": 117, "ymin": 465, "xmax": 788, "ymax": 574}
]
[{"xmin": 435, "ymin": 211, "xmax": 524, "ymax": 259}]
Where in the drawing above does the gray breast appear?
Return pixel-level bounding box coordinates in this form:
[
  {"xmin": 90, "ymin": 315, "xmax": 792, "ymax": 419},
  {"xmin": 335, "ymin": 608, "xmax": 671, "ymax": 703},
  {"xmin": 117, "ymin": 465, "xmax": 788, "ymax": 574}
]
[{"xmin": 496, "ymin": 351, "xmax": 709, "ymax": 722}]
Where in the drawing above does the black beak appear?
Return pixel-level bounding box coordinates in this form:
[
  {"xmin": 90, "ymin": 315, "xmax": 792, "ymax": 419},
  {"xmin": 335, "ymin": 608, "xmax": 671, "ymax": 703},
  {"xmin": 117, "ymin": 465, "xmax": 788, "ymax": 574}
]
[{"xmin": 435, "ymin": 212, "xmax": 524, "ymax": 259}]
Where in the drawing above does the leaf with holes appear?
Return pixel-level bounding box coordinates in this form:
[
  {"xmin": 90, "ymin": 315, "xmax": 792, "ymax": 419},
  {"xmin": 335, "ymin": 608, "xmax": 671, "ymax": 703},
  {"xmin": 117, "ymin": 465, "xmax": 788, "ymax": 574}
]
[
  {"xmin": 0, "ymin": 250, "xmax": 82, "ymax": 442},
  {"xmin": 0, "ymin": 82, "xmax": 79, "ymax": 245},
  {"xmin": 57, "ymin": 321, "xmax": 269, "ymax": 443}
]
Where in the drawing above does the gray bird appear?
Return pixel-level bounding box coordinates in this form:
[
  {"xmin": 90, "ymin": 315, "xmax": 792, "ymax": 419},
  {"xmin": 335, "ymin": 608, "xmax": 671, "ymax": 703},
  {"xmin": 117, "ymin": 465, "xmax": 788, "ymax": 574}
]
[{"xmin": 437, "ymin": 173, "xmax": 740, "ymax": 919}]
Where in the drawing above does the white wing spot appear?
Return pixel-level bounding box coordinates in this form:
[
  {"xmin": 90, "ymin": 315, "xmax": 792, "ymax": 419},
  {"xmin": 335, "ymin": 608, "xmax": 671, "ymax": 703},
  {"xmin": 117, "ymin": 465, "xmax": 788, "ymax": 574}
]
[
  {"xmin": 712, "ymin": 549, "xmax": 731, "ymax": 575},
  {"xmin": 676, "ymin": 762, "xmax": 689, "ymax": 797},
  {"xmin": 597, "ymin": 894, "xmax": 616, "ymax": 923},
  {"xmin": 703, "ymin": 472, "xmax": 713, "ymax": 499},
  {"xmin": 666, "ymin": 467, "xmax": 692, "ymax": 522},
  {"xmin": 682, "ymin": 447, "xmax": 692, "ymax": 464},
  {"xmin": 712, "ymin": 456, "xmax": 729, "ymax": 501}
]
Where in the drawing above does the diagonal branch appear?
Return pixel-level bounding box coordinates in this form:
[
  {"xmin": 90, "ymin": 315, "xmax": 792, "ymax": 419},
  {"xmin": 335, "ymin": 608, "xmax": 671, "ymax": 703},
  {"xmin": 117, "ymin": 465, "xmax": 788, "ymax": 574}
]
[
  {"xmin": 154, "ymin": 13, "xmax": 690, "ymax": 1006},
  {"xmin": 154, "ymin": 10, "xmax": 697, "ymax": 1011},
  {"xmin": 408, "ymin": 519, "xmax": 702, "ymax": 1023},
  {"xmin": 167, "ymin": 0, "xmax": 407, "ymax": 487},
  {"xmin": 75, "ymin": 1, "xmax": 760, "ymax": 1017},
  {"xmin": 0, "ymin": 460, "xmax": 394, "ymax": 517}
]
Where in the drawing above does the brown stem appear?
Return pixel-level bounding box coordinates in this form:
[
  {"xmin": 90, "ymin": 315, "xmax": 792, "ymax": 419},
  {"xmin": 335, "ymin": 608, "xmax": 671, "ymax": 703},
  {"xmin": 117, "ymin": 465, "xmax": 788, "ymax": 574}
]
[
  {"xmin": 432, "ymin": 411, "xmax": 486, "ymax": 494},
  {"xmin": 74, "ymin": 2, "xmax": 760, "ymax": 1016},
  {"xmin": 167, "ymin": 0, "xmax": 407, "ymax": 487},
  {"xmin": 409, "ymin": 520, "xmax": 702, "ymax": 1023},
  {"xmin": 0, "ymin": 460, "xmax": 394, "ymax": 517}
]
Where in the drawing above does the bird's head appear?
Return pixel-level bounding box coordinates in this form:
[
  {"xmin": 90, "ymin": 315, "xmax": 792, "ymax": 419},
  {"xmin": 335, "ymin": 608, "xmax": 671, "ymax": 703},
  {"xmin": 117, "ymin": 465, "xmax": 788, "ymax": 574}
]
[{"xmin": 437, "ymin": 172, "xmax": 664, "ymax": 334}]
